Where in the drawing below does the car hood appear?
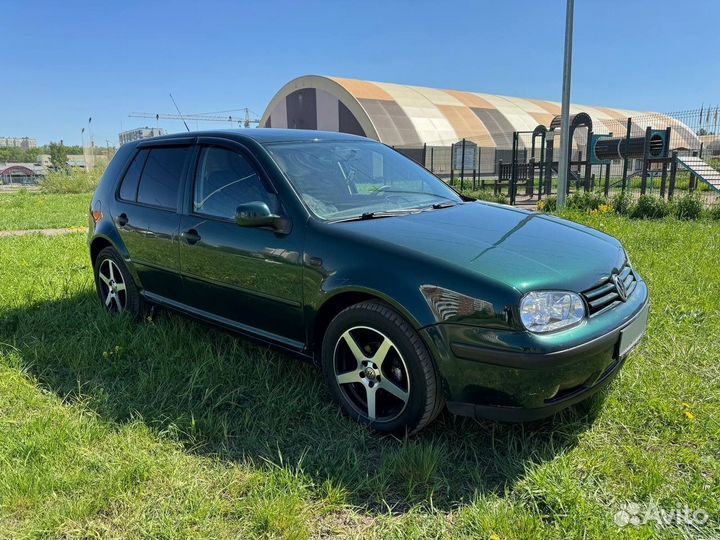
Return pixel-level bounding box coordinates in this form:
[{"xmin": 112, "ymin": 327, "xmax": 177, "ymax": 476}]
[{"xmin": 334, "ymin": 202, "xmax": 625, "ymax": 293}]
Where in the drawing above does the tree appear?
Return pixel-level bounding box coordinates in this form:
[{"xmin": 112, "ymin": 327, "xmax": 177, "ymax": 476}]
[{"xmin": 48, "ymin": 142, "xmax": 68, "ymax": 170}]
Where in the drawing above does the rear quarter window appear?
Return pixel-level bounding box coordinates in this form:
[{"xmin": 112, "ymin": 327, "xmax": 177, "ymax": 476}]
[
  {"xmin": 136, "ymin": 147, "xmax": 191, "ymax": 209},
  {"xmin": 118, "ymin": 149, "xmax": 149, "ymax": 201}
]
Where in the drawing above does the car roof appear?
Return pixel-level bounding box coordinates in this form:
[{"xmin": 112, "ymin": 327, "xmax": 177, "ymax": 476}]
[{"xmin": 146, "ymin": 128, "xmax": 370, "ymax": 145}]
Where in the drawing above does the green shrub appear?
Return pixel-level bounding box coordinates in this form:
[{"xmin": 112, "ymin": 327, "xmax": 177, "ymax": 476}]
[
  {"xmin": 631, "ymin": 194, "xmax": 670, "ymax": 219},
  {"xmin": 671, "ymin": 193, "xmax": 703, "ymax": 220},
  {"xmin": 538, "ymin": 196, "xmax": 557, "ymax": 212},
  {"xmin": 41, "ymin": 165, "xmax": 105, "ymax": 194},
  {"xmin": 611, "ymin": 192, "xmax": 634, "ymax": 215},
  {"xmin": 566, "ymin": 191, "xmax": 609, "ymax": 212},
  {"xmin": 708, "ymin": 202, "xmax": 720, "ymax": 220}
]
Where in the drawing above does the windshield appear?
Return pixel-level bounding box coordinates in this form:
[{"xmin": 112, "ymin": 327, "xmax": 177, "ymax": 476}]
[{"xmin": 264, "ymin": 139, "xmax": 462, "ymax": 220}]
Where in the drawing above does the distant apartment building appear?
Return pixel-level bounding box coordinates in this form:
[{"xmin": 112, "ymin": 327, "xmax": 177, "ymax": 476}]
[
  {"xmin": 119, "ymin": 127, "xmax": 166, "ymax": 146},
  {"xmin": 0, "ymin": 136, "xmax": 37, "ymax": 149}
]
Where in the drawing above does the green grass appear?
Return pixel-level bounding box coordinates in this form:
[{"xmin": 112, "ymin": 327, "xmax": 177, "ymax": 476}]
[
  {"xmin": 0, "ymin": 215, "xmax": 719, "ymax": 538},
  {"xmin": 0, "ymin": 192, "xmax": 90, "ymax": 230}
]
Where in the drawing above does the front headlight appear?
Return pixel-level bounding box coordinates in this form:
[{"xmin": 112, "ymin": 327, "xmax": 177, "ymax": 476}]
[{"xmin": 520, "ymin": 291, "xmax": 585, "ymax": 333}]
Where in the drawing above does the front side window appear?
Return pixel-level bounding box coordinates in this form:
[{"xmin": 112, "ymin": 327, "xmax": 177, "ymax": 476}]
[
  {"xmin": 136, "ymin": 146, "xmax": 190, "ymax": 209},
  {"xmin": 264, "ymin": 140, "xmax": 462, "ymax": 220},
  {"xmin": 193, "ymin": 146, "xmax": 276, "ymax": 220}
]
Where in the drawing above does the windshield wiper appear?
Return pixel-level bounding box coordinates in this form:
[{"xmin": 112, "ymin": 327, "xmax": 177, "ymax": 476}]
[
  {"xmin": 430, "ymin": 201, "xmax": 456, "ymax": 209},
  {"xmin": 331, "ymin": 209, "xmax": 413, "ymax": 223}
]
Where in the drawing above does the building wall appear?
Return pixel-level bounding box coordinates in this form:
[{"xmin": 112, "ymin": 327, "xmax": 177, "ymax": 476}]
[
  {"xmin": 0, "ymin": 137, "xmax": 37, "ymax": 149},
  {"xmin": 119, "ymin": 127, "xmax": 166, "ymax": 146}
]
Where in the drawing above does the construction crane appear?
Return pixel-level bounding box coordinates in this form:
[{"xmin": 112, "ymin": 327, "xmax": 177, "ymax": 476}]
[{"xmin": 128, "ymin": 108, "xmax": 260, "ymax": 129}]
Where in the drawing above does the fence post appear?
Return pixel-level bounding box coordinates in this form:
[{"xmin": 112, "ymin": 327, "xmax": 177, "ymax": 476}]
[
  {"xmin": 621, "ymin": 117, "xmax": 632, "ymax": 192},
  {"xmin": 660, "ymin": 158, "xmax": 669, "ymax": 199},
  {"xmin": 573, "ymin": 150, "xmax": 582, "ymax": 192},
  {"xmin": 689, "ymin": 150, "xmax": 698, "ymax": 192},
  {"xmin": 668, "ymin": 151, "xmax": 678, "ymax": 200},
  {"xmin": 472, "ymin": 169, "xmax": 477, "ymax": 190},
  {"xmin": 449, "ymin": 143, "xmax": 454, "ymax": 186},
  {"xmin": 640, "ymin": 126, "xmax": 652, "ymax": 194},
  {"xmin": 545, "ymin": 139, "xmax": 553, "ymax": 196},
  {"xmin": 527, "ymin": 158, "xmax": 535, "ymax": 196},
  {"xmin": 496, "ymin": 160, "xmax": 502, "ymax": 196},
  {"xmin": 430, "ymin": 147, "xmax": 434, "ymax": 173},
  {"xmin": 584, "ymin": 130, "xmax": 593, "ymax": 192},
  {"xmin": 604, "ymin": 162, "xmax": 610, "ymax": 197},
  {"xmin": 511, "ymin": 133, "xmax": 518, "ymax": 204},
  {"xmin": 422, "ymin": 142, "xmax": 427, "ymax": 169},
  {"xmin": 460, "ymin": 138, "xmax": 466, "ymax": 191}
]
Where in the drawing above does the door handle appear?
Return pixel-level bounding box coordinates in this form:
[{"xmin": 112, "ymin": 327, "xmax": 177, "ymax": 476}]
[
  {"xmin": 116, "ymin": 213, "xmax": 129, "ymax": 227},
  {"xmin": 182, "ymin": 228, "xmax": 201, "ymax": 245}
]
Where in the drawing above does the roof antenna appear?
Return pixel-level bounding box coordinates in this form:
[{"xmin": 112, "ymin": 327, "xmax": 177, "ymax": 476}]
[{"xmin": 169, "ymin": 92, "xmax": 190, "ymax": 132}]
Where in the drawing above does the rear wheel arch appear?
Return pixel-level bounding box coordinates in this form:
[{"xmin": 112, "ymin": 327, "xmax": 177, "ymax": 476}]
[{"xmin": 90, "ymin": 236, "xmax": 113, "ymax": 264}]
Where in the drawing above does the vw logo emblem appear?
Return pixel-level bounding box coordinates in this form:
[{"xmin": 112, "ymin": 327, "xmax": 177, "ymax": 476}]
[{"xmin": 612, "ymin": 274, "xmax": 628, "ymax": 301}]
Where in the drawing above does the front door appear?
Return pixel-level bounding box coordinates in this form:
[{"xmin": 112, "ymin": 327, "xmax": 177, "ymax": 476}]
[{"xmin": 178, "ymin": 141, "xmax": 304, "ymax": 347}]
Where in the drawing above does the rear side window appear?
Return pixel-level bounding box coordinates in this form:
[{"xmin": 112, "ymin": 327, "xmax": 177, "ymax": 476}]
[
  {"xmin": 118, "ymin": 149, "xmax": 148, "ymax": 201},
  {"xmin": 136, "ymin": 147, "xmax": 190, "ymax": 209}
]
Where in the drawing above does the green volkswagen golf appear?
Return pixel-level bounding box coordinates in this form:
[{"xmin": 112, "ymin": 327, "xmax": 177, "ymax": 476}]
[{"xmin": 88, "ymin": 129, "xmax": 649, "ymax": 434}]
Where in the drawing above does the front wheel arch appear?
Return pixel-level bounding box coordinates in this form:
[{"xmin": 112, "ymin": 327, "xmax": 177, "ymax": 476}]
[{"xmin": 311, "ymin": 288, "xmax": 425, "ymax": 360}]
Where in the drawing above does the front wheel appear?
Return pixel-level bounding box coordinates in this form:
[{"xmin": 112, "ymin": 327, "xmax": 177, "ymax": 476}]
[
  {"xmin": 93, "ymin": 246, "xmax": 145, "ymax": 318},
  {"xmin": 321, "ymin": 300, "xmax": 443, "ymax": 435}
]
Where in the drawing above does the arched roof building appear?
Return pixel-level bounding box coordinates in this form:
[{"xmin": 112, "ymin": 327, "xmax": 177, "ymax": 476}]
[{"xmin": 261, "ymin": 75, "xmax": 699, "ymax": 151}]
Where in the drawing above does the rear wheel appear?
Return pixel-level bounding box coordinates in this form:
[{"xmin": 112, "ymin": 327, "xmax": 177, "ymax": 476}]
[
  {"xmin": 321, "ymin": 300, "xmax": 443, "ymax": 434},
  {"xmin": 93, "ymin": 246, "xmax": 144, "ymax": 318}
]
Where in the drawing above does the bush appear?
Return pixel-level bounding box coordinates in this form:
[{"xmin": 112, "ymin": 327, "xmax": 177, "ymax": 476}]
[
  {"xmin": 538, "ymin": 196, "xmax": 557, "ymax": 212},
  {"xmin": 41, "ymin": 165, "xmax": 105, "ymax": 194},
  {"xmin": 566, "ymin": 191, "xmax": 609, "ymax": 212},
  {"xmin": 672, "ymin": 193, "xmax": 703, "ymax": 220},
  {"xmin": 708, "ymin": 202, "xmax": 720, "ymax": 220},
  {"xmin": 611, "ymin": 192, "xmax": 634, "ymax": 215},
  {"xmin": 630, "ymin": 194, "xmax": 670, "ymax": 219}
]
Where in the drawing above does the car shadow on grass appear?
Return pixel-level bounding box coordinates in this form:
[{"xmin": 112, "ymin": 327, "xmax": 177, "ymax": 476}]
[{"xmin": 2, "ymin": 291, "xmax": 604, "ymax": 513}]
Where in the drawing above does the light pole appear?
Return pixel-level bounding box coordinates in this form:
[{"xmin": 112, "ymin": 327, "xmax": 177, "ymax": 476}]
[{"xmin": 557, "ymin": 0, "xmax": 574, "ymax": 208}]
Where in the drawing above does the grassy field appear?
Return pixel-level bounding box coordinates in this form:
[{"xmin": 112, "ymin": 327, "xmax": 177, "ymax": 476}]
[
  {"xmin": 0, "ymin": 211, "xmax": 718, "ymax": 538},
  {"xmin": 0, "ymin": 192, "xmax": 90, "ymax": 230}
]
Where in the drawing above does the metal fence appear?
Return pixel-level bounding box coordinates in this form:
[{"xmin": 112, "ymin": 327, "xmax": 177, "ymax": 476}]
[{"xmin": 392, "ymin": 107, "xmax": 720, "ymax": 205}]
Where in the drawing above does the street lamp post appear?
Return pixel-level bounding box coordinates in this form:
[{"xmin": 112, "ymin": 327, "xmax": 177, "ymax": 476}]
[{"xmin": 557, "ymin": 0, "xmax": 574, "ymax": 208}]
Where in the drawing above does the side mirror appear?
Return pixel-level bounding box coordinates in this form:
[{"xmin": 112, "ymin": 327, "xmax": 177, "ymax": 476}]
[{"xmin": 235, "ymin": 201, "xmax": 289, "ymax": 233}]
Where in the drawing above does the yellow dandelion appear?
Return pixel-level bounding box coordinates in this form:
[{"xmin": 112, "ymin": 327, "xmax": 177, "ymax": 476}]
[
  {"xmin": 684, "ymin": 410, "xmax": 695, "ymax": 421},
  {"xmin": 489, "ymin": 535, "xmax": 501, "ymax": 540}
]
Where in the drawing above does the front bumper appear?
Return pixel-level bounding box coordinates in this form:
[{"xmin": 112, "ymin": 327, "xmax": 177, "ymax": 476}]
[{"xmin": 420, "ymin": 281, "xmax": 649, "ymax": 422}]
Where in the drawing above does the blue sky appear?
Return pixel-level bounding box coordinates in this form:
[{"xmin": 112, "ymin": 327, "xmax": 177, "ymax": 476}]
[{"xmin": 2, "ymin": 0, "xmax": 718, "ymax": 146}]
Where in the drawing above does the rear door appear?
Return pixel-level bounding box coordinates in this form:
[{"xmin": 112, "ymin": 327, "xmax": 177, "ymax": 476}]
[
  {"xmin": 113, "ymin": 139, "xmax": 193, "ymax": 300},
  {"xmin": 177, "ymin": 138, "xmax": 305, "ymax": 347}
]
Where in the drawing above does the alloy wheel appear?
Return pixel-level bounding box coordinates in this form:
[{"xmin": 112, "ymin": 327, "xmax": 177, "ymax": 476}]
[
  {"xmin": 333, "ymin": 326, "xmax": 410, "ymax": 421},
  {"xmin": 97, "ymin": 258, "xmax": 127, "ymax": 313}
]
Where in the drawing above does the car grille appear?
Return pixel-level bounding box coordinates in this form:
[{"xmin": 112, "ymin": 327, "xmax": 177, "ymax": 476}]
[{"xmin": 582, "ymin": 264, "xmax": 637, "ymax": 316}]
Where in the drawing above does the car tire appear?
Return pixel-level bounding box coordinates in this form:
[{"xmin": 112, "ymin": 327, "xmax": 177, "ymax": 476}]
[
  {"xmin": 93, "ymin": 246, "xmax": 145, "ymax": 318},
  {"xmin": 321, "ymin": 300, "xmax": 444, "ymax": 435}
]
